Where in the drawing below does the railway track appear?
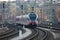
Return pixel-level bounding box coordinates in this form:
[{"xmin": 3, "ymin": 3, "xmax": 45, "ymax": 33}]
[
  {"xmin": 26, "ymin": 28, "xmax": 47, "ymax": 40},
  {"xmin": 22, "ymin": 28, "xmax": 47, "ymax": 40},
  {"xmin": 24, "ymin": 27, "xmax": 55, "ymax": 40},
  {"xmin": 0, "ymin": 26, "xmax": 55, "ymax": 40},
  {"xmin": 44, "ymin": 29, "xmax": 55, "ymax": 40},
  {"xmin": 0, "ymin": 28, "xmax": 19, "ymax": 40},
  {"xmin": 22, "ymin": 28, "xmax": 38, "ymax": 40},
  {"xmin": 0, "ymin": 26, "xmax": 27, "ymax": 40}
]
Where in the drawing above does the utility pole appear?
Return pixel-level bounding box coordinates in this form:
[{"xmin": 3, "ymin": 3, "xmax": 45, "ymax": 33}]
[
  {"xmin": 50, "ymin": 0, "xmax": 53, "ymax": 23},
  {"xmin": 30, "ymin": 0, "xmax": 36, "ymax": 12},
  {"xmin": 1, "ymin": 1, "xmax": 5, "ymax": 27},
  {"xmin": 34, "ymin": 0, "xmax": 36, "ymax": 12},
  {"xmin": 43, "ymin": 0, "xmax": 53, "ymax": 29},
  {"xmin": 2, "ymin": 1, "xmax": 5, "ymax": 23},
  {"xmin": 49, "ymin": 0, "xmax": 53, "ymax": 25},
  {"xmin": 49, "ymin": 0, "xmax": 53, "ymax": 31}
]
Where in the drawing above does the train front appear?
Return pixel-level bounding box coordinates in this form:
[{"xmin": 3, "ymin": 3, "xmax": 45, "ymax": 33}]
[{"xmin": 27, "ymin": 12, "xmax": 38, "ymax": 28}]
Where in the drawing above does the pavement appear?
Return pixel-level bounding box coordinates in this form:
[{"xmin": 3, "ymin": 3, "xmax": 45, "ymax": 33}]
[
  {"xmin": 10, "ymin": 28, "xmax": 32, "ymax": 40},
  {"xmin": 53, "ymin": 30, "xmax": 60, "ymax": 40}
]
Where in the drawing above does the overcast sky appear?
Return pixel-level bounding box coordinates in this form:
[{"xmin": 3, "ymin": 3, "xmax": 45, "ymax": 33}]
[
  {"xmin": 0, "ymin": 0, "xmax": 59, "ymax": 2},
  {"xmin": 0, "ymin": 0, "xmax": 16, "ymax": 1}
]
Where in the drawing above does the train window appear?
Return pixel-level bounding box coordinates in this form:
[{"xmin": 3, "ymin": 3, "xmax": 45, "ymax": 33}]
[
  {"xmin": 29, "ymin": 12, "xmax": 37, "ymax": 21},
  {"xmin": 16, "ymin": 18, "xmax": 20, "ymax": 21}
]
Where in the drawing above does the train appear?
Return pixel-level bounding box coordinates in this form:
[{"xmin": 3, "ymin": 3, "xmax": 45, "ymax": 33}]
[{"xmin": 16, "ymin": 12, "xmax": 38, "ymax": 28}]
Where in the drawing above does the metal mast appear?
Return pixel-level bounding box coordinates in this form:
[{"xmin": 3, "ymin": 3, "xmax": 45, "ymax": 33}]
[
  {"xmin": 49, "ymin": 0, "xmax": 53, "ymax": 25},
  {"xmin": 30, "ymin": 0, "xmax": 36, "ymax": 12},
  {"xmin": 34, "ymin": 0, "xmax": 36, "ymax": 12}
]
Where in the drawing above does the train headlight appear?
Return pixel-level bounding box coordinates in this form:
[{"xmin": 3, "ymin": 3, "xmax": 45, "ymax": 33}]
[
  {"xmin": 35, "ymin": 21, "xmax": 38, "ymax": 25},
  {"xmin": 27, "ymin": 20, "xmax": 31, "ymax": 25}
]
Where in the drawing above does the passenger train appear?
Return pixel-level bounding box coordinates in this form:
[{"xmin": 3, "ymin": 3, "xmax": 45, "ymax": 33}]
[{"xmin": 16, "ymin": 12, "xmax": 38, "ymax": 28}]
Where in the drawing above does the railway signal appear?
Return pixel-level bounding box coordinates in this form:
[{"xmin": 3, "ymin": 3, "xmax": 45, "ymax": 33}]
[
  {"xmin": 21, "ymin": 5, "xmax": 23, "ymax": 10},
  {"xmin": 32, "ymin": 7, "xmax": 34, "ymax": 11},
  {"xmin": 30, "ymin": 0, "xmax": 36, "ymax": 12}
]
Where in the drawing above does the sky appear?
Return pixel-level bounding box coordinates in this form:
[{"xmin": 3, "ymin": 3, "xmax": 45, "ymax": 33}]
[
  {"xmin": 0, "ymin": 0, "xmax": 28, "ymax": 1},
  {"xmin": 0, "ymin": 0, "xmax": 16, "ymax": 1},
  {"xmin": 0, "ymin": 0, "xmax": 59, "ymax": 3}
]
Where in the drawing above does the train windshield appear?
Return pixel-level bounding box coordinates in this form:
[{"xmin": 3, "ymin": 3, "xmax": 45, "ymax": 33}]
[{"xmin": 29, "ymin": 12, "xmax": 37, "ymax": 21}]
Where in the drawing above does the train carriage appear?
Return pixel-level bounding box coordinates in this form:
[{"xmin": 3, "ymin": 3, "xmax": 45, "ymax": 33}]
[{"xmin": 16, "ymin": 12, "xmax": 38, "ymax": 28}]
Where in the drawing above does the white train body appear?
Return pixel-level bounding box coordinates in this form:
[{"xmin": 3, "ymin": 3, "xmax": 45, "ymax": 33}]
[{"xmin": 16, "ymin": 12, "xmax": 38, "ymax": 28}]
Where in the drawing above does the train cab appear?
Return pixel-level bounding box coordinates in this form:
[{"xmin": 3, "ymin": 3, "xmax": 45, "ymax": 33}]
[{"xmin": 27, "ymin": 12, "xmax": 38, "ymax": 28}]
